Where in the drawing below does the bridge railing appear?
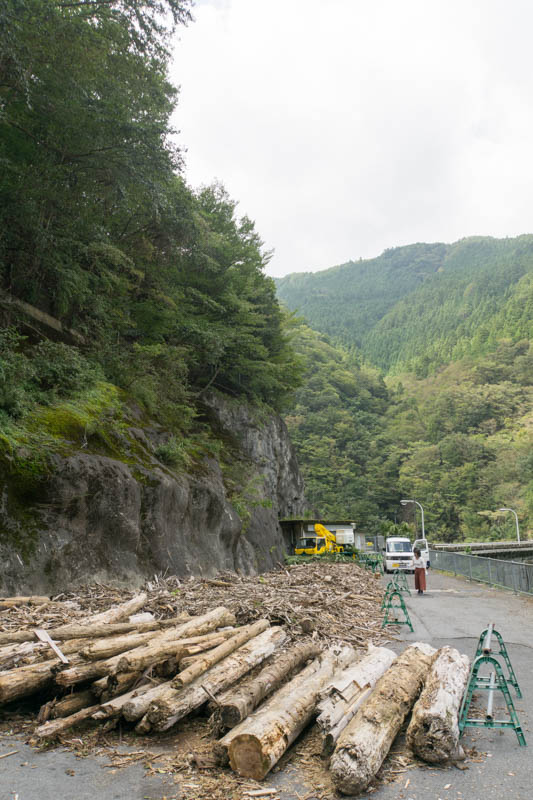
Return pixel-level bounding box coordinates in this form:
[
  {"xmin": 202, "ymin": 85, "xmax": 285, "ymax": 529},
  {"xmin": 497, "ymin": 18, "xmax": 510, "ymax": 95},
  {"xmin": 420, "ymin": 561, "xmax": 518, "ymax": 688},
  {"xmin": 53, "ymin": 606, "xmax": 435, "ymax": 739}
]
[{"xmin": 429, "ymin": 549, "xmax": 533, "ymax": 595}]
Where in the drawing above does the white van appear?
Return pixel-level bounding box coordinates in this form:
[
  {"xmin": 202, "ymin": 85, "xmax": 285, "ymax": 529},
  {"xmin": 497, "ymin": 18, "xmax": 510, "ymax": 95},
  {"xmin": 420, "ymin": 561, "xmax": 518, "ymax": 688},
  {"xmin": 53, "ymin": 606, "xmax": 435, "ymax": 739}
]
[
  {"xmin": 413, "ymin": 538, "xmax": 430, "ymax": 569},
  {"xmin": 383, "ymin": 537, "xmax": 414, "ymax": 573}
]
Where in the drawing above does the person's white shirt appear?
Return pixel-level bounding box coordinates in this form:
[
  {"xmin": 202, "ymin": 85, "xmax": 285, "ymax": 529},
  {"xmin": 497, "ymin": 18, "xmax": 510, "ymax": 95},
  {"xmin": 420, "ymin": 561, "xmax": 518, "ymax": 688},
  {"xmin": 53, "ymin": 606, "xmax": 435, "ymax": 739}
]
[{"xmin": 413, "ymin": 556, "xmax": 425, "ymax": 569}]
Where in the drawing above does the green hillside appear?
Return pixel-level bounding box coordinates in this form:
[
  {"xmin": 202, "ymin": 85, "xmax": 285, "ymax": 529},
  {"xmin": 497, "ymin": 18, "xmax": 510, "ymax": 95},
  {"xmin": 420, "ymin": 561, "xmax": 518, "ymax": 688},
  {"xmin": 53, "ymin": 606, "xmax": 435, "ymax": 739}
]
[
  {"xmin": 277, "ymin": 236, "xmax": 533, "ymax": 375},
  {"xmin": 280, "ymin": 238, "xmax": 533, "ymax": 540}
]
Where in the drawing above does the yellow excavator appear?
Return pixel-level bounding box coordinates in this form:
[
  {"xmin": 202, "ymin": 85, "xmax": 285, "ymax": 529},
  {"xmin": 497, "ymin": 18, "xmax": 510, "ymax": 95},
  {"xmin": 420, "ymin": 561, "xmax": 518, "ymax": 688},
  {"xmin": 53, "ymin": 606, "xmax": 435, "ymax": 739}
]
[{"xmin": 294, "ymin": 523, "xmax": 344, "ymax": 556}]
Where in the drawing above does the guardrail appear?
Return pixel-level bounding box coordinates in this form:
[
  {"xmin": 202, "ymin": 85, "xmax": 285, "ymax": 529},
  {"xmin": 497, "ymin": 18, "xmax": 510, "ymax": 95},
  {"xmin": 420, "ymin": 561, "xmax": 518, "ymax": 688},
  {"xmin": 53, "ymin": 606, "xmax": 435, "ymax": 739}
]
[{"xmin": 429, "ymin": 549, "xmax": 533, "ymax": 595}]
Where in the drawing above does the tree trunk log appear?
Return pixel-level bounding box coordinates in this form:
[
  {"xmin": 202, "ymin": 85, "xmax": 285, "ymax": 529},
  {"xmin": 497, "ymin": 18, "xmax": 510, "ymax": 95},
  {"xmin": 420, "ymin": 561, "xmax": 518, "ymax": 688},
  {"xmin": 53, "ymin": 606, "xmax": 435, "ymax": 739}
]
[
  {"xmin": 406, "ymin": 646, "xmax": 470, "ymax": 763},
  {"xmin": 215, "ymin": 640, "xmax": 321, "ymax": 729},
  {"xmin": 84, "ymin": 626, "xmax": 236, "ymax": 663},
  {"xmin": 100, "ymin": 671, "xmax": 141, "ymax": 701},
  {"xmin": 121, "ymin": 679, "xmax": 174, "ymax": 722},
  {"xmin": 92, "ymin": 681, "xmax": 156, "ymax": 719},
  {"xmin": 317, "ymin": 645, "xmax": 397, "ymax": 756},
  {"xmin": 330, "ymin": 642, "xmax": 437, "ymax": 795},
  {"xmin": 172, "ymin": 620, "xmax": 270, "ymax": 688},
  {"xmin": 32, "ymin": 704, "xmax": 101, "ymax": 740},
  {"xmin": 38, "ymin": 689, "xmax": 96, "ymax": 723},
  {"xmin": 78, "ymin": 593, "xmax": 148, "ymax": 626},
  {"xmin": 222, "ymin": 645, "xmax": 357, "ymax": 780},
  {"xmin": 55, "ymin": 609, "xmax": 236, "ymax": 687},
  {"xmin": 0, "ymin": 637, "xmax": 89, "ymax": 670},
  {"xmin": 146, "ymin": 627, "xmax": 289, "ymax": 732},
  {"xmin": 91, "ymin": 676, "xmax": 110, "ymax": 699},
  {"xmin": 114, "ymin": 607, "xmax": 236, "ymax": 674},
  {"xmin": 0, "ymin": 659, "xmax": 58, "ymax": 703},
  {"xmin": 80, "ymin": 631, "xmax": 155, "ymax": 660},
  {"xmin": 54, "ymin": 654, "xmax": 122, "ymax": 687},
  {"xmin": 0, "ymin": 613, "xmax": 191, "ymax": 646},
  {"xmin": 0, "ymin": 596, "xmax": 50, "ymax": 609}
]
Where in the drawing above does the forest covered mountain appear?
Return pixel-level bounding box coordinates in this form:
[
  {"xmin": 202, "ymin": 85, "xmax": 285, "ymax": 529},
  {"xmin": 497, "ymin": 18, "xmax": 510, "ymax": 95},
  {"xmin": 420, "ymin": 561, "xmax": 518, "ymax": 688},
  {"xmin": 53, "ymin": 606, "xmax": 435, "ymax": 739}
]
[
  {"xmin": 279, "ymin": 239, "xmax": 533, "ymax": 541},
  {"xmin": 277, "ymin": 236, "xmax": 533, "ymax": 376}
]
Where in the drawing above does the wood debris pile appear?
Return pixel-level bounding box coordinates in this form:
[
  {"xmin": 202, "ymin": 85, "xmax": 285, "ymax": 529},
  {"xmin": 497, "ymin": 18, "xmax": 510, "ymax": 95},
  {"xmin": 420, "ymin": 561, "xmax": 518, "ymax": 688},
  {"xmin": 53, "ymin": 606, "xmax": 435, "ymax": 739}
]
[{"xmin": 0, "ymin": 565, "xmax": 471, "ymax": 797}]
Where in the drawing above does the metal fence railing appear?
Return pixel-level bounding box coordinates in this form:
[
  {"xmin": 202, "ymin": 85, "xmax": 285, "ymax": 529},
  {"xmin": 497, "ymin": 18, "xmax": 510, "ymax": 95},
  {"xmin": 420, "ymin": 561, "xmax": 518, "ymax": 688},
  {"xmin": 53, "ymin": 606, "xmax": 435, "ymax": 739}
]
[{"xmin": 429, "ymin": 549, "xmax": 533, "ymax": 595}]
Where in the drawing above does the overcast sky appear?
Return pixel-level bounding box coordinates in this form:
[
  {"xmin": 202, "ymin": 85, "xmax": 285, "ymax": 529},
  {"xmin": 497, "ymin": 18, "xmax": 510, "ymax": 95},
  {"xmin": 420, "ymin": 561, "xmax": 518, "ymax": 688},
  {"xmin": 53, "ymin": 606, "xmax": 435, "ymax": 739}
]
[{"xmin": 170, "ymin": 0, "xmax": 533, "ymax": 277}]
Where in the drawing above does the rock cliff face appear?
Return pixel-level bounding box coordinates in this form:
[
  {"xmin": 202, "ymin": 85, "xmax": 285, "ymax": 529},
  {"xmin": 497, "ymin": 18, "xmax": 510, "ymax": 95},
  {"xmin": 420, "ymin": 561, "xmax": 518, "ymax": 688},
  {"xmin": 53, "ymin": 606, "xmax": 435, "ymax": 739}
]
[{"xmin": 0, "ymin": 393, "xmax": 306, "ymax": 594}]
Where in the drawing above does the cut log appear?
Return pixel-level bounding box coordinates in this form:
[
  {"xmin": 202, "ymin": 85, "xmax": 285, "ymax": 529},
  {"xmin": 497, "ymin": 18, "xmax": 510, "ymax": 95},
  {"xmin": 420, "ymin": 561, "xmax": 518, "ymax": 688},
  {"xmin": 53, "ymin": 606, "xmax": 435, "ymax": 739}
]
[
  {"xmin": 91, "ymin": 676, "xmax": 110, "ymax": 699},
  {"xmin": 146, "ymin": 627, "xmax": 289, "ymax": 731},
  {"xmin": 316, "ymin": 645, "xmax": 397, "ymax": 756},
  {"xmin": 0, "ymin": 612, "xmax": 191, "ymax": 646},
  {"xmin": 0, "ymin": 637, "xmax": 87, "ymax": 669},
  {"xmin": 330, "ymin": 642, "xmax": 437, "ymax": 795},
  {"xmin": 55, "ymin": 609, "xmax": 236, "ymax": 687},
  {"xmin": 222, "ymin": 645, "xmax": 357, "ymax": 780},
  {"xmin": 121, "ymin": 679, "xmax": 174, "ymax": 722},
  {"xmin": 80, "ymin": 631, "xmax": 154, "ymax": 660},
  {"xmin": 32, "ymin": 704, "xmax": 101, "ymax": 740},
  {"xmin": 0, "ymin": 641, "xmax": 44, "ymax": 671},
  {"xmin": 78, "ymin": 593, "xmax": 148, "ymax": 626},
  {"xmin": 0, "ymin": 659, "xmax": 58, "ymax": 704},
  {"xmin": 38, "ymin": 689, "xmax": 96, "ymax": 723},
  {"xmin": 101, "ymin": 671, "xmax": 141, "ymax": 701},
  {"xmin": 406, "ymin": 646, "xmax": 470, "ymax": 763},
  {"xmin": 172, "ymin": 620, "xmax": 270, "ymax": 688},
  {"xmin": 215, "ymin": 640, "xmax": 322, "ymax": 729},
  {"xmin": 178, "ymin": 654, "xmax": 202, "ymax": 671},
  {"xmin": 92, "ymin": 681, "xmax": 156, "ymax": 720},
  {"xmin": 54, "ymin": 654, "xmax": 122, "ymax": 687},
  {"xmin": 114, "ymin": 607, "xmax": 236, "ymax": 673},
  {"xmin": 0, "ymin": 596, "xmax": 50, "ymax": 609}
]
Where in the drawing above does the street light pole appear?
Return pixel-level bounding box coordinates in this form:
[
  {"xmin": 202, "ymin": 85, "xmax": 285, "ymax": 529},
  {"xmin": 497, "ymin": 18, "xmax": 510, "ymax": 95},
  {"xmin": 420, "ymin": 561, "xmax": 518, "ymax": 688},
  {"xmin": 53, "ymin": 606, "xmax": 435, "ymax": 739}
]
[
  {"xmin": 401, "ymin": 499, "xmax": 425, "ymax": 539},
  {"xmin": 498, "ymin": 507, "xmax": 520, "ymax": 543}
]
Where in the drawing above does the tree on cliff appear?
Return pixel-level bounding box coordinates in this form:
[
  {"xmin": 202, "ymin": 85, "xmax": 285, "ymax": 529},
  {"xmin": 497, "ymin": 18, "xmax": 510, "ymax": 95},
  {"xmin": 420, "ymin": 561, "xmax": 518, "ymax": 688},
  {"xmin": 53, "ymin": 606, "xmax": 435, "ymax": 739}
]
[{"xmin": 0, "ymin": 0, "xmax": 301, "ymax": 432}]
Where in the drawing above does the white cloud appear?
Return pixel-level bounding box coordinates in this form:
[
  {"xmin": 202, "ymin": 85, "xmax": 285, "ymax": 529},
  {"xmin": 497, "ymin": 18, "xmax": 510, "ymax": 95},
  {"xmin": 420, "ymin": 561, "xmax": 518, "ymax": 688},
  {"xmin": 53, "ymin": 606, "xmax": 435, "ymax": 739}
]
[{"xmin": 170, "ymin": 0, "xmax": 533, "ymax": 276}]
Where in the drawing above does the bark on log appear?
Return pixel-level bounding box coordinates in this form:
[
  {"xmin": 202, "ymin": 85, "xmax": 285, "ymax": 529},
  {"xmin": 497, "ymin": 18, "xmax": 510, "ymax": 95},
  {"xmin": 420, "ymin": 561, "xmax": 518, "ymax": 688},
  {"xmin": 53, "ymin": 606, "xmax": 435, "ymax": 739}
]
[
  {"xmin": 330, "ymin": 642, "xmax": 437, "ymax": 796},
  {"xmin": 172, "ymin": 620, "xmax": 270, "ymax": 688},
  {"xmin": 146, "ymin": 627, "xmax": 289, "ymax": 732},
  {"xmin": 316, "ymin": 645, "xmax": 397, "ymax": 756},
  {"xmin": 78, "ymin": 593, "xmax": 148, "ymax": 626},
  {"xmin": 91, "ymin": 676, "xmax": 110, "ymax": 699},
  {"xmin": 54, "ymin": 654, "xmax": 123, "ymax": 687},
  {"xmin": 222, "ymin": 645, "xmax": 357, "ymax": 780},
  {"xmin": 38, "ymin": 689, "xmax": 96, "ymax": 723},
  {"xmin": 0, "ymin": 637, "xmax": 88, "ymax": 669},
  {"xmin": 121, "ymin": 679, "xmax": 174, "ymax": 722},
  {"xmin": 92, "ymin": 681, "xmax": 156, "ymax": 719},
  {"xmin": 406, "ymin": 646, "xmax": 470, "ymax": 763},
  {"xmin": 101, "ymin": 671, "xmax": 141, "ymax": 701},
  {"xmin": 80, "ymin": 631, "xmax": 154, "ymax": 660},
  {"xmin": 215, "ymin": 640, "xmax": 322, "ymax": 729},
  {"xmin": 82, "ymin": 624, "xmax": 234, "ymax": 661},
  {"xmin": 114, "ymin": 607, "xmax": 236, "ymax": 674},
  {"xmin": 0, "ymin": 613, "xmax": 191, "ymax": 646},
  {"xmin": 55, "ymin": 609, "xmax": 236, "ymax": 687},
  {"xmin": 32, "ymin": 704, "xmax": 101, "ymax": 740},
  {"xmin": 0, "ymin": 659, "xmax": 58, "ymax": 703},
  {"xmin": 0, "ymin": 596, "xmax": 50, "ymax": 609}
]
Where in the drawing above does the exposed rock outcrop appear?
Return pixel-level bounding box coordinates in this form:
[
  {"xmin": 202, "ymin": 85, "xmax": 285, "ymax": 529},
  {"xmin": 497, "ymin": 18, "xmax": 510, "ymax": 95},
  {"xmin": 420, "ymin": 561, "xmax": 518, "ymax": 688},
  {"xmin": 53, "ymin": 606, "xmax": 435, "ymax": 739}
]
[{"xmin": 0, "ymin": 393, "xmax": 306, "ymax": 593}]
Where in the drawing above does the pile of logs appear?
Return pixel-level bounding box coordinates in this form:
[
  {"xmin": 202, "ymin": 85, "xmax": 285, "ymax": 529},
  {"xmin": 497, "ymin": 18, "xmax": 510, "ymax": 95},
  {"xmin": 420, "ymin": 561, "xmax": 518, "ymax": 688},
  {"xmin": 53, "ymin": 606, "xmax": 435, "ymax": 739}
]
[{"xmin": 0, "ymin": 587, "xmax": 472, "ymax": 797}]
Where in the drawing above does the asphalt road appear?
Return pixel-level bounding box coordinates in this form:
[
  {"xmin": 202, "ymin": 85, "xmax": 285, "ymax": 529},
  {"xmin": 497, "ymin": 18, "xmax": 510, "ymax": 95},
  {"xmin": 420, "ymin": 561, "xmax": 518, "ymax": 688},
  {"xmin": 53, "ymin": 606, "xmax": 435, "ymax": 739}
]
[{"xmin": 1, "ymin": 570, "xmax": 532, "ymax": 800}]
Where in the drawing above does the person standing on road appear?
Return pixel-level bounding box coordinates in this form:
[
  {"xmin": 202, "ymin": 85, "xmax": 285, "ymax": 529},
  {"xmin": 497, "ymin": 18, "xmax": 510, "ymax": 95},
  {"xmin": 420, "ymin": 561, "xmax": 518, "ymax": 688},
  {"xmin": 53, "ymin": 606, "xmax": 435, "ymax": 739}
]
[{"xmin": 413, "ymin": 547, "xmax": 426, "ymax": 594}]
